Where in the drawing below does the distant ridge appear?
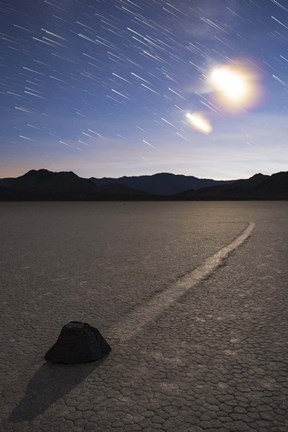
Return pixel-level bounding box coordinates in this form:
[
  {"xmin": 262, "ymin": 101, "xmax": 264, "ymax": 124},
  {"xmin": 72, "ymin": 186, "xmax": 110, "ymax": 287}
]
[
  {"xmin": 175, "ymin": 171, "xmax": 288, "ymax": 200},
  {"xmin": 0, "ymin": 169, "xmax": 287, "ymax": 200},
  {"xmin": 0, "ymin": 169, "xmax": 149, "ymax": 201},
  {"xmin": 90, "ymin": 172, "xmax": 230, "ymax": 196}
]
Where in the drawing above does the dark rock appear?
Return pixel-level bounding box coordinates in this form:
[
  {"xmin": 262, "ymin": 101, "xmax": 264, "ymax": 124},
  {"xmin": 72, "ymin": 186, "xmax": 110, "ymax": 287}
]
[{"xmin": 44, "ymin": 321, "xmax": 111, "ymax": 364}]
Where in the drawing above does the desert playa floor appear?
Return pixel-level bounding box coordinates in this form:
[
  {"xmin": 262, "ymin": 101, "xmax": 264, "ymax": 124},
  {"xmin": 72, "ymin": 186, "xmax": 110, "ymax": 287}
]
[{"xmin": 1, "ymin": 202, "xmax": 288, "ymax": 432}]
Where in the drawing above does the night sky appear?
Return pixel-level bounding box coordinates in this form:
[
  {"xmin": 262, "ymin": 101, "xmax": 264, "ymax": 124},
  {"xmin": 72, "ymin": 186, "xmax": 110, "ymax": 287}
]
[{"xmin": 1, "ymin": 0, "xmax": 287, "ymax": 179}]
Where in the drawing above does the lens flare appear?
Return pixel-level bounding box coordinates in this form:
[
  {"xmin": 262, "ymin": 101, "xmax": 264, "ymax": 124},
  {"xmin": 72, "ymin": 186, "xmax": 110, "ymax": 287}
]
[
  {"xmin": 186, "ymin": 112, "xmax": 212, "ymax": 134},
  {"xmin": 209, "ymin": 63, "xmax": 262, "ymax": 111}
]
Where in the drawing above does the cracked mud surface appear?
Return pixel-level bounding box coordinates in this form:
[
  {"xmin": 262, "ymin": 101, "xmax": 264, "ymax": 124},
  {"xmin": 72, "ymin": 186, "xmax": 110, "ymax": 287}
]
[{"xmin": 1, "ymin": 202, "xmax": 288, "ymax": 431}]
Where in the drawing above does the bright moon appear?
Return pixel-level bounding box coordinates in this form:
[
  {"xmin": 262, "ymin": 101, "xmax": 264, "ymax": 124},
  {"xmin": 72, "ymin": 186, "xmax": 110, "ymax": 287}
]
[
  {"xmin": 186, "ymin": 112, "xmax": 212, "ymax": 134},
  {"xmin": 210, "ymin": 67, "xmax": 249, "ymax": 102},
  {"xmin": 209, "ymin": 63, "xmax": 261, "ymax": 111}
]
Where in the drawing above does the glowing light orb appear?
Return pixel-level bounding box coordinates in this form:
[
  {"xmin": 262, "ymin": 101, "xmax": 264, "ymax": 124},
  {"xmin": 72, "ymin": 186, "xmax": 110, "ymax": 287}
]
[
  {"xmin": 186, "ymin": 112, "xmax": 212, "ymax": 134},
  {"xmin": 209, "ymin": 63, "xmax": 262, "ymax": 111},
  {"xmin": 210, "ymin": 67, "xmax": 249, "ymax": 101}
]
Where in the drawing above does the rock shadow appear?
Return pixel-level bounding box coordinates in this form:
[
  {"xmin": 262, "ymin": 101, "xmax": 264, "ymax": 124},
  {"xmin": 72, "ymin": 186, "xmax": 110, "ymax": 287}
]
[{"xmin": 9, "ymin": 356, "xmax": 108, "ymax": 423}]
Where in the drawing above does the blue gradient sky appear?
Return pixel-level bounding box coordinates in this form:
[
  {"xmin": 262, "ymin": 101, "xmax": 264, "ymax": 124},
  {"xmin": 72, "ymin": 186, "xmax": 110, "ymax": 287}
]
[{"xmin": 1, "ymin": 0, "xmax": 287, "ymax": 179}]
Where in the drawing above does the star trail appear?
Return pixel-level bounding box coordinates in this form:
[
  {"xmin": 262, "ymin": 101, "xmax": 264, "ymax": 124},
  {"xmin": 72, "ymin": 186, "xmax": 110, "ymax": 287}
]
[{"xmin": 1, "ymin": 0, "xmax": 287, "ymax": 179}]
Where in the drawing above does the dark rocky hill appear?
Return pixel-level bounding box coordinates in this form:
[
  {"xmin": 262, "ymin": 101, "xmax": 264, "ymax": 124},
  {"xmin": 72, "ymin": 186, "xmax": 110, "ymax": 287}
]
[
  {"xmin": 175, "ymin": 172, "xmax": 288, "ymax": 200},
  {"xmin": 0, "ymin": 169, "xmax": 150, "ymax": 200},
  {"xmin": 90, "ymin": 172, "xmax": 231, "ymax": 196}
]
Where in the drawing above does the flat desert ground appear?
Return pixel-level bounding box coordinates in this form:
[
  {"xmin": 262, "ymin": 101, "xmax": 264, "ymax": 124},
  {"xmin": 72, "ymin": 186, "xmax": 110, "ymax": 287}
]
[{"xmin": 1, "ymin": 202, "xmax": 288, "ymax": 432}]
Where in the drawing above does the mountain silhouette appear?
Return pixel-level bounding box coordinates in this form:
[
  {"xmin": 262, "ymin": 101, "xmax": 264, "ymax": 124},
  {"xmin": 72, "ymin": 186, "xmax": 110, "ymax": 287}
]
[
  {"xmin": 90, "ymin": 172, "xmax": 230, "ymax": 196},
  {"xmin": 0, "ymin": 169, "xmax": 287, "ymax": 200},
  {"xmin": 175, "ymin": 172, "xmax": 288, "ymax": 200},
  {"xmin": 0, "ymin": 169, "xmax": 149, "ymax": 200}
]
